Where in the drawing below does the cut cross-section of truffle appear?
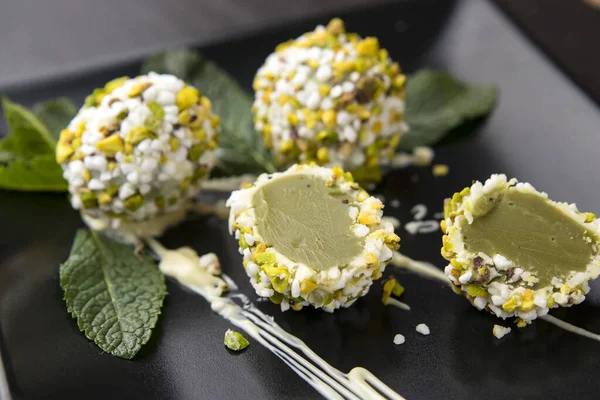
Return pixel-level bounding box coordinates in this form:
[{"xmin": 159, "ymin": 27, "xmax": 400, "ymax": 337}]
[
  {"xmin": 252, "ymin": 18, "xmax": 408, "ymax": 184},
  {"xmin": 57, "ymin": 73, "xmax": 221, "ymax": 234},
  {"xmin": 227, "ymin": 164, "xmax": 400, "ymax": 312},
  {"xmin": 441, "ymin": 174, "xmax": 600, "ymax": 324}
]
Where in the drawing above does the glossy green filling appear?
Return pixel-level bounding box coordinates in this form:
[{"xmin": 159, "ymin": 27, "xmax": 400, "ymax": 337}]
[
  {"xmin": 462, "ymin": 188, "xmax": 595, "ymax": 288},
  {"xmin": 253, "ymin": 173, "xmax": 362, "ymax": 271}
]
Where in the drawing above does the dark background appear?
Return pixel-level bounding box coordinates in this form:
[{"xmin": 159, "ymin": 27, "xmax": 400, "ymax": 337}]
[
  {"xmin": 1, "ymin": 0, "xmax": 599, "ymax": 106},
  {"xmin": 1, "ymin": 0, "xmax": 600, "ymax": 399},
  {"xmin": 0, "ymin": 0, "xmax": 389, "ymax": 89}
]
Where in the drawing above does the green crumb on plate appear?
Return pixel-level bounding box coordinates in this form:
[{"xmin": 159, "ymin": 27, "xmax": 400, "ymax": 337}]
[
  {"xmin": 392, "ymin": 281, "xmax": 405, "ymax": 297},
  {"xmin": 432, "ymin": 164, "xmax": 449, "ymax": 177},
  {"xmin": 382, "ymin": 277, "xmax": 405, "ymax": 304},
  {"xmin": 224, "ymin": 329, "xmax": 249, "ymax": 351}
]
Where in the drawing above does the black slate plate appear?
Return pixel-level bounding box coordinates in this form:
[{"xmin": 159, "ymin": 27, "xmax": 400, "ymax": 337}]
[{"xmin": 2, "ymin": 0, "xmax": 600, "ymax": 399}]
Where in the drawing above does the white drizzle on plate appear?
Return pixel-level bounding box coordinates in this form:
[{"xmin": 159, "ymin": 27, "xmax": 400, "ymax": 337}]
[
  {"xmin": 404, "ymin": 204, "xmax": 439, "ymax": 235},
  {"xmin": 390, "ymin": 252, "xmax": 600, "ymax": 343},
  {"xmin": 146, "ymin": 238, "xmax": 405, "ymax": 400}
]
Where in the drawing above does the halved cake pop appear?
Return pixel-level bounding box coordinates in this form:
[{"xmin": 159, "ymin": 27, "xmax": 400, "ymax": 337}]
[
  {"xmin": 441, "ymin": 174, "xmax": 600, "ymax": 325},
  {"xmin": 227, "ymin": 164, "xmax": 400, "ymax": 311}
]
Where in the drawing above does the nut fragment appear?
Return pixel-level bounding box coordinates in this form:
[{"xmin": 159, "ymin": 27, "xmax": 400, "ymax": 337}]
[
  {"xmin": 125, "ymin": 126, "xmax": 155, "ymax": 145},
  {"xmin": 224, "ymin": 329, "xmax": 250, "ymax": 351},
  {"xmin": 432, "ymin": 164, "xmax": 449, "ymax": 177},
  {"xmin": 128, "ymin": 81, "xmax": 152, "ymax": 98},
  {"xmin": 176, "ymin": 87, "xmax": 200, "ymax": 110},
  {"xmin": 382, "ymin": 277, "xmax": 404, "ymax": 304},
  {"xmin": 55, "ymin": 142, "xmax": 74, "ymax": 164},
  {"xmin": 96, "ymin": 134, "xmax": 125, "ymax": 157},
  {"xmin": 492, "ymin": 324, "xmax": 511, "ymax": 339}
]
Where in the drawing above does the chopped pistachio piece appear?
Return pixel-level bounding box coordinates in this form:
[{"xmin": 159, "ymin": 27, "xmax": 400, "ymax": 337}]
[
  {"xmin": 356, "ymin": 37, "xmax": 379, "ymax": 56},
  {"xmin": 98, "ymin": 192, "xmax": 112, "ymax": 205},
  {"xmin": 125, "ymin": 126, "xmax": 157, "ymax": 145},
  {"xmin": 187, "ymin": 144, "xmax": 205, "ymax": 161},
  {"xmin": 300, "ymin": 279, "xmax": 318, "ymax": 295},
  {"xmin": 59, "ymin": 129, "xmax": 74, "ymax": 143},
  {"xmin": 326, "ymin": 18, "xmax": 344, "ymax": 34},
  {"xmin": 128, "ymin": 81, "xmax": 152, "ymax": 97},
  {"xmin": 177, "ymin": 109, "xmax": 192, "ymax": 125},
  {"xmin": 147, "ymin": 101, "xmax": 165, "ymax": 119},
  {"xmin": 56, "ymin": 142, "xmax": 74, "ymax": 164},
  {"xmin": 145, "ymin": 101, "xmax": 165, "ymax": 131},
  {"xmin": 80, "ymin": 191, "xmax": 98, "ymax": 209},
  {"xmin": 432, "ymin": 164, "xmax": 449, "ymax": 177},
  {"xmin": 224, "ymin": 329, "xmax": 249, "ymax": 351},
  {"xmin": 104, "ymin": 76, "xmax": 129, "ymax": 93},
  {"xmin": 254, "ymin": 251, "xmax": 276, "ymax": 265},
  {"xmin": 392, "ymin": 281, "xmax": 405, "ymax": 297},
  {"xmin": 382, "ymin": 277, "xmax": 404, "ymax": 304},
  {"xmin": 70, "ymin": 138, "xmax": 82, "ymax": 152},
  {"xmin": 169, "ymin": 137, "xmax": 180, "ymax": 152},
  {"xmin": 84, "ymin": 88, "xmax": 106, "ymax": 108},
  {"xmin": 263, "ymin": 264, "xmax": 290, "ymax": 293},
  {"xmin": 124, "ymin": 194, "xmax": 144, "ymax": 211},
  {"xmin": 116, "ymin": 109, "xmax": 129, "ymax": 121},
  {"xmin": 200, "ymin": 96, "xmax": 212, "ymax": 111},
  {"xmin": 176, "ymin": 87, "xmax": 200, "ymax": 110},
  {"xmin": 105, "ymin": 184, "xmax": 119, "ymax": 196},
  {"xmin": 316, "ymin": 130, "xmax": 338, "ymax": 145},
  {"xmin": 95, "ymin": 134, "xmax": 125, "ymax": 157},
  {"xmin": 382, "ymin": 278, "xmax": 395, "ymax": 304},
  {"xmin": 269, "ymin": 292, "xmax": 283, "ymax": 304}
]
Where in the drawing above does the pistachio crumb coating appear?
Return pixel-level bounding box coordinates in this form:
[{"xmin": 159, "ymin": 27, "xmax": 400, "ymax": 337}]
[
  {"xmin": 57, "ymin": 73, "xmax": 221, "ymax": 230},
  {"xmin": 226, "ymin": 164, "xmax": 400, "ymax": 312},
  {"xmin": 252, "ymin": 18, "xmax": 408, "ymax": 184},
  {"xmin": 442, "ymin": 174, "xmax": 600, "ymax": 324}
]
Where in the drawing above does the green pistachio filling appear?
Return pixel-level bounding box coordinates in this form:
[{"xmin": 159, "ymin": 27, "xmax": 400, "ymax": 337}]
[
  {"xmin": 253, "ymin": 174, "xmax": 362, "ymax": 270},
  {"xmin": 462, "ymin": 188, "xmax": 596, "ymax": 289}
]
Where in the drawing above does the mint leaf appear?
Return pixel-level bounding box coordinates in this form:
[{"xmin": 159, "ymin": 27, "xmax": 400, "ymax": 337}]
[
  {"xmin": 32, "ymin": 97, "xmax": 78, "ymax": 141},
  {"xmin": 60, "ymin": 230, "xmax": 167, "ymax": 359},
  {"xmin": 1, "ymin": 98, "xmax": 57, "ymax": 156},
  {"xmin": 141, "ymin": 49, "xmax": 275, "ymax": 175},
  {"xmin": 194, "ymin": 61, "xmax": 275, "ymax": 176},
  {"xmin": 400, "ymin": 70, "xmax": 498, "ymax": 150},
  {"xmin": 0, "ymin": 154, "xmax": 67, "ymax": 191},
  {"xmin": 141, "ymin": 49, "xmax": 203, "ymax": 83},
  {"xmin": 0, "ymin": 151, "xmax": 15, "ymax": 163},
  {"xmin": 0, "ymin": 98, "xmax": 67, "ymax": 191}
]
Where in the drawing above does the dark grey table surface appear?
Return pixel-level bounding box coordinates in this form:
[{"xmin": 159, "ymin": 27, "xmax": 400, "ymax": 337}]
[
  {"xmin": 495, "ymin": 0, "xmax": 600, "ymax": 105},
  {"xmin": 0, "ymin": 0, "xmax": 391, "ymax": 90},
  {"xmin": 1, "ymin": 0, "xmax": 600, "ymax": 399}
]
